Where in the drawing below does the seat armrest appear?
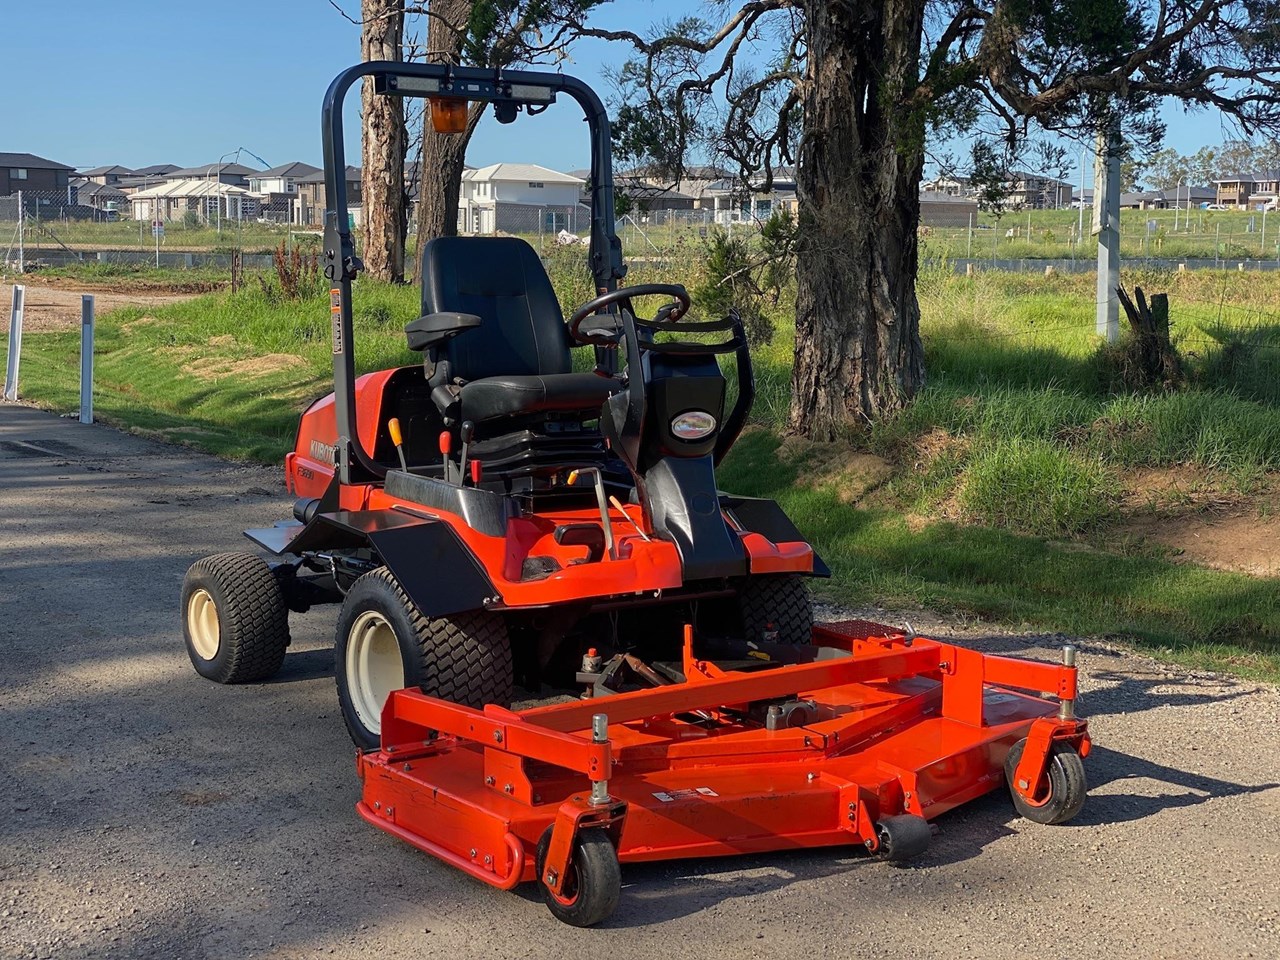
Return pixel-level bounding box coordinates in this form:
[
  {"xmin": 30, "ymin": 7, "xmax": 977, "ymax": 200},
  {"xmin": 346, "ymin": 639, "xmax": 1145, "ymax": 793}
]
[{"xmin": 405, "ymin": 312, "xmax": 483, "ymax": 352}]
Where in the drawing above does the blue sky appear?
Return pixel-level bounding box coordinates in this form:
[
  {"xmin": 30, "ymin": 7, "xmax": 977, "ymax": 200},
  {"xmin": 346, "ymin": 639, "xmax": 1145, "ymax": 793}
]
[{"xmin": 6, "ymin": 0, "xmax": 1246, "ymax": 184}]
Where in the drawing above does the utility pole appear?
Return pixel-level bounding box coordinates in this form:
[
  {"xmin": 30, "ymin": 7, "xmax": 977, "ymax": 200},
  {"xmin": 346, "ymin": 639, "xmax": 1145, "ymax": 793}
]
[{"xmin": 1093, "ymin": 123, "xmax": 1122, "ymax": 343}]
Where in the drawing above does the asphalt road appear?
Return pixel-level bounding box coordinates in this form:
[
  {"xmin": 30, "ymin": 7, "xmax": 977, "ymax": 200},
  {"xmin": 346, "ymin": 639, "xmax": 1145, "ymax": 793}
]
[{"xmin": 2, "ymin": 402, "xmax": 1278, "ymax": 960}]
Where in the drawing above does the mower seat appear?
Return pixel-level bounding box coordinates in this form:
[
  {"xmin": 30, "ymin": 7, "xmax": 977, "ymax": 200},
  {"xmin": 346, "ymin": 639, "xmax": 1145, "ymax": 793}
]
[
  {"xmin": 417, "ymin": 236, "xmax": 619, "ymax": 426},
  {"xmin": 459, "ymin": 372, "xmax": 618, "ymax": 422}
]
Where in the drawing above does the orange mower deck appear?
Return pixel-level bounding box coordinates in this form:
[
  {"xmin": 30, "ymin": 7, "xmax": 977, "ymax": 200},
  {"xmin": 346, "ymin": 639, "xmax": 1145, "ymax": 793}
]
[{"xmin": 356, "ymin": 620, "xmax": 1090, "ymax": 926}]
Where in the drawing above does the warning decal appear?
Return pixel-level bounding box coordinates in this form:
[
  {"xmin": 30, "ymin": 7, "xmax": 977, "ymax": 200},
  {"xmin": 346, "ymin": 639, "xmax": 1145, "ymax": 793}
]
[{"xmin": 651, "ymin": 787, "xmax": 719, "ymax": 803}]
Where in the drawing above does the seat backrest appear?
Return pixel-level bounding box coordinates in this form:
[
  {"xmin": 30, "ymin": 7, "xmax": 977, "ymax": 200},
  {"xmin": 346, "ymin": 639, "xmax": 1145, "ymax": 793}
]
[{"xmin": 420, "ymin": 236, "xmax": 571, "ymax": 381}]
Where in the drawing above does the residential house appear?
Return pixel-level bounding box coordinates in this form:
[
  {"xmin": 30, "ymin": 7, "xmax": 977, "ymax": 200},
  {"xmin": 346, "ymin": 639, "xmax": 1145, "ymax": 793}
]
[
  {"xmin": 130, "ymin": 178, "xmax": 257, "ymax": 223},
  {"xmin": 1, "ymin": 152, "xmax": 75, "ymax": 196},
  {"xmin": 248, "ymin": 162, "xmax": 321, "ymax": 195},
  {"xmin": 293, "ymin": 166, "xmax": 362, "ymax": 227},
  {"xmin": 1212, "ymin": 172, "xmax": 1280, "ymax": 209},
  {"xmin": 921, "ymin": 175, "xmax": 974, "ymax": 197},
  {"xmin": 1004, "ymin": 171, "xmax": 1073, "ymax": 209},
  {"xmin": 118, "ymin": 165, "xmax": 181, "ymax": 195},
  {"xmin": 72, "ymin": 179, "xmax": 129, "ymax": 216},
  {"xmin": 700, "ymin": 166, "xmax": 799, "ymax": 224},
  {"xmin": 249, "ymin": 162, "xmax": 321, "ymax": 221},
  {"xmin": 458, "ymin": 163, "xmax": 585, "ymax": 235},
  {"xmin": 1121, "ymin": 186, "xmax": 1216, "ymax": 209},
  {"xmin": 80, "ymin": 165, "xmax": 134, "ymax": 185}
]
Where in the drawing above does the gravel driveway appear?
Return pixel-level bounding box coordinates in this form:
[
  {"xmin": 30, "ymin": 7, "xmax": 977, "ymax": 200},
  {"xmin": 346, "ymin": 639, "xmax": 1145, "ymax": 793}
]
[{"xmin": 2, "ymin": 403, "xmax": 1277, "ymax": 960}]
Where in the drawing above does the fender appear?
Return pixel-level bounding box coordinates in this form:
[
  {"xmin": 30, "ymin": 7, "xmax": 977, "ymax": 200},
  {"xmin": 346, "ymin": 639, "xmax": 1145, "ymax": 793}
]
[
  {"xmin": 247, "ymin": 509, "xmax": 498, "ymax": 618},
  {"xmin": 722, "ymin": 495, "xmax": 831, "ymax": 578}
]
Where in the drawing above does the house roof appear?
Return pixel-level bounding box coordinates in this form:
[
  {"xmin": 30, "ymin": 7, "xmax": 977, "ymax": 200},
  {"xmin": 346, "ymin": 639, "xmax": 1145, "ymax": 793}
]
[
  {"xmin": 0, "ymin": 152, "xmax": 74, "ymax": 171},
  {"xmin": 165, "ymin": 162, "xmax": 259, "ymax": 178},
  {"xmin": 297, "ymin": 165, "xmax": 361, "ymax": 184},
  {"xmin": 254, "ymin": 161, "xmax": 321, "ymax": 179},
  {"xmin": 72, "ymin": 179, "xmax": 129, "ymax": 199},
  {"xmin": 130, "ymin": 178, "xmax": 251, "ymax": 199},
  {"xmin": 463, "ymin": 163, "xmax": 583, "ymax": 185},
  {"xmin": 1214, "ymin": 170, "xmax": 1280, "ymax": 184},
  {"xmin": 80, "ymin": 164, "xmax": 134, "ymax": 177},
  {"xmin": 133, "ymin": 163, "xmax": 180, "ymax": 176}
]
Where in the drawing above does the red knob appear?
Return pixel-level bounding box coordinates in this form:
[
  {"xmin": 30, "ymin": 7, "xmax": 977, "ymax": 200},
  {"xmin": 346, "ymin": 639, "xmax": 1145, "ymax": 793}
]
[
  {"xmin": 438, "ymin": 430, "xmax": 452, "ymax": 456},
  {"xmin": 469, "ymin": 459, "xmax": 483, "ymax": 485}
]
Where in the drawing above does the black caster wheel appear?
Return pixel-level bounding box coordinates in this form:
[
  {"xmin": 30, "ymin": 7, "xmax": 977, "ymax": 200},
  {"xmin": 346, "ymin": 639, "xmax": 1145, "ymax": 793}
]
[
  {"xmin": 1005, "ymin": 738, "xmax": 1087, "ymax": 825},
  {"xmin": 535, "ymin": 826, "xmax": 622, "ymax": 927},
  {"xmin": 874, "ymin": 814, "xmax": 931, "ymax": 861}
]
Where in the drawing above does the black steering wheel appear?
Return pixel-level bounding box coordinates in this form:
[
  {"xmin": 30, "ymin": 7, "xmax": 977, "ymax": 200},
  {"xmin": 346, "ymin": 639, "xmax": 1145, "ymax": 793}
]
[{"xmin": 568, "ymin": 283, "xmax": 691, "ymax": 346}]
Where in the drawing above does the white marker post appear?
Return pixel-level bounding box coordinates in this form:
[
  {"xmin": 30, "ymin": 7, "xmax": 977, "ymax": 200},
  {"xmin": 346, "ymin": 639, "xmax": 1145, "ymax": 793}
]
[
  {"xmin": 5, "ymin": 285, "xmax": 25, "ymax": 401},
  {"xmin": 80, "ymin": 294, "xmax": 95, "ymax": 423}
]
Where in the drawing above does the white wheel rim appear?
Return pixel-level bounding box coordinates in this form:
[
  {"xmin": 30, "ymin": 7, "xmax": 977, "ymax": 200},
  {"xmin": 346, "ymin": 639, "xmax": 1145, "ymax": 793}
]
[
  {"xmin": 187, "ymin": 588, "xmax": 220, "ymax": 661},
  {"xmin": 346, "ymin": 610, "xmax": 405, "ymax": 736}
]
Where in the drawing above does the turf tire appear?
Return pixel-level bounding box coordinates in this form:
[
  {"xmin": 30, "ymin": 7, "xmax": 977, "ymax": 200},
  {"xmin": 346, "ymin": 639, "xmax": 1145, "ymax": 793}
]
[
  {"xmin": 181, "ymin": 552, "xmax": 290, "ymax": 683},
  {"xmin": 335, "ymin": 567, "xmax": 513, "ymax": 750},
  {"xmin": 734, "ymin": 574, "xmax": 813, "ymax": 644}
]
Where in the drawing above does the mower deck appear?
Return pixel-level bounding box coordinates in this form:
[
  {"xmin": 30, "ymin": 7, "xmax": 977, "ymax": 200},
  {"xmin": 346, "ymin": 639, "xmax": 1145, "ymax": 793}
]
[{"xmin": 357, "ymin": 620, "xmax": 1090, "ymax": 924}]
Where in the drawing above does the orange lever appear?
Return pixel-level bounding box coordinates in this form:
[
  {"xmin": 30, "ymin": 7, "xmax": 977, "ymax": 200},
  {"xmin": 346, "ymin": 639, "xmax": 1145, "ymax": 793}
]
[{"xmin": 388, "ymin": 418, "xmax": 404, "ymax": 448}]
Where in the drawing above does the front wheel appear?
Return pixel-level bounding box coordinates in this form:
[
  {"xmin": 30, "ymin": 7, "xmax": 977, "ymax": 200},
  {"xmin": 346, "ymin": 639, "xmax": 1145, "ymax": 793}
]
[
  {"xmin": 734, "ymin": 574, "xmax": 813, "ymax": 644},
  {"xmin": 334, "ymin": 568, "xmax": 513, "ymax": 749},
  {"xmin": 1005, "ymin": 738, "xmax": 1087, "ymax": 825},
  {"xmin": 181, "ymin": 553, "xmax": 290, "ymax": 683},
  {"xmin": 535, "ymin": 826, "xmax": 622, "ymax": 927}
]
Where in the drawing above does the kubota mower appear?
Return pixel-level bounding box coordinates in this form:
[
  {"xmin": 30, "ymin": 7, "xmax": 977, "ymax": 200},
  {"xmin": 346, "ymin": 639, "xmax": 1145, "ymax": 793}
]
[
  {"xmin": 181, "ymin": 62, "xmax": 1091, "ymax": 926},
  {"xmin": 180, "ymin": 62, "xmax": 824, "ymax": 748}
]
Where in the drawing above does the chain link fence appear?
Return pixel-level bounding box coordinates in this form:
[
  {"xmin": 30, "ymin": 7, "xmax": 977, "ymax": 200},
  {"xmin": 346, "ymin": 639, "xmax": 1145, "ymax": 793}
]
[{"xmin": 1, "ymin": 186, "xmax": 314, "ymax": 274}]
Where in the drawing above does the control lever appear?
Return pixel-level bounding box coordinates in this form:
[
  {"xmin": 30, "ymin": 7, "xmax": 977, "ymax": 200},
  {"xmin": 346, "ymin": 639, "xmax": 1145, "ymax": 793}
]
[
  {"xmin": 387, "ymin": 418, "xmax": 408, "ymax": 471},
  {"xmin": 438, "ymin": 430, "xmax": 453, "ymax": 483},
  {"xmin": 567, "ymin": 467, "xmax": 615, "ymax": 560},
  {"xmin": 458, "ymin": 420, "xmax": 475, "ymax": 487}
]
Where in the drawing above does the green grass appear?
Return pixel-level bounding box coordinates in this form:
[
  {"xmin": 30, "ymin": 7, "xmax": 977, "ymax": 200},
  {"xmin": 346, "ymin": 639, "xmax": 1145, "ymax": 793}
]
[
  {"xmin": 5, "ymin": 262, "xmax": 1280, "ymax": 681},
  {"xmin": 719, "ymin": 432, "xmax": 1280, "ymax": 682}
]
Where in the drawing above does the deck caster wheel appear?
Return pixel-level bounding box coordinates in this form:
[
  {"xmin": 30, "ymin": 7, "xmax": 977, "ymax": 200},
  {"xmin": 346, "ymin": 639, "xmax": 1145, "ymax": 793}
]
[
  {"xmin": 534, "ymin": 826, "xmax": 621, "ymax": 927},
  {"xmin": 181, "ymin": 553, "xmax": 290, "ymax": 683},
  {"xmin": 1005, "ymin": 738, "xmax": 1087, "ymax": 825},
  {"xmin": 334, "ymin": 568, "xmax": 512, "ymax": 750},
  {"xmin": 874, "ymin": 814, "xmax": 931, "ymax": 862}
]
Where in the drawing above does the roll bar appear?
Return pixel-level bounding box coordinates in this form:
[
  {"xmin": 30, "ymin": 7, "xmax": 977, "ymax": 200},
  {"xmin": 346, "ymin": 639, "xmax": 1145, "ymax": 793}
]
[{"xmin": 319, "ymin": 62, "xmax": 627, "ymax": 484}]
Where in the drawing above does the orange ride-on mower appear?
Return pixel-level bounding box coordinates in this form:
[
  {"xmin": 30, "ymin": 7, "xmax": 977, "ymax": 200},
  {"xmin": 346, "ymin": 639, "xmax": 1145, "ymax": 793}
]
[
  {"xmin": 181, "ymin": 63, "xmax": 1092, "ymax": 926},
  {"xmin": 180, "ymin": 61, "xmax": 825, "ymax": 748}
]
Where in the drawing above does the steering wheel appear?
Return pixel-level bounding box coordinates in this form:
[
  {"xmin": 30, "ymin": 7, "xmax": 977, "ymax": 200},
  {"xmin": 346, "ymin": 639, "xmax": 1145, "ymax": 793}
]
[{"xmin": 568, "ymin": 283, "xmax": 691, "ymax": 346}]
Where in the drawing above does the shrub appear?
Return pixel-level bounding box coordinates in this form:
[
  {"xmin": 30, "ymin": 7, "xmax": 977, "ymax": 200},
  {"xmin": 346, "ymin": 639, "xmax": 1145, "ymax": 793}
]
[{"xmin": 958, "ymin": 437, "xmax": 1117, "ymax": 536}]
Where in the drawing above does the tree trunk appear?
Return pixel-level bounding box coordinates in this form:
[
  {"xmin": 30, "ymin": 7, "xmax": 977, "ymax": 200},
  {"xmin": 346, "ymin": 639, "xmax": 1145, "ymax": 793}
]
[
  {"xmin": 788, "ymin": 0, "xmax": 927, "ymax": 440},
  {"xmin": 410, "ymin": 0, "xmax": 479, "ymax": 284},
  {"xmin": 361, "ymin": 0, "xmax": 405, "ymax": 283}
]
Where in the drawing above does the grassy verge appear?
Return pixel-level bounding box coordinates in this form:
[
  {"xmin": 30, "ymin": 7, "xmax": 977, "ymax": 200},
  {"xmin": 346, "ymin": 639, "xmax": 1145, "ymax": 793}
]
[{"xmin": 5, "ymin": 264, "xmax": 1280, "ymax": 680}]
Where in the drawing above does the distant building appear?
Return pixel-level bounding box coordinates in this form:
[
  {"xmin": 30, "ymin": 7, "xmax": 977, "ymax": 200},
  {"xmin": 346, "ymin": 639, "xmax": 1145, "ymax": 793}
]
[
  {"xmin": 1003, "ymin": 171, "xmax": 1074, "ymax": 209},
  {"xmin": 72, "ymin": 179, "xmax": 129, "ymax": 215},
  {"xmin": 248, "ymin": 162, "xmax": 321, "ymax": 196},
  {"xmin": 80, "ymin": 165, "xmax": 134, "ymax": 186},
  {"xmin": 129, "ymin": 178, "xmax": 257, "ymax": 223},
  {"xmin": 293, "ymin": 166, "xmax": 361, "ymax": 227},
  {"xmin": 458, "ymin": 163, "xmax": 585, "ymax": 234},
  {"xmin": 1213, "ymin": 171, "xmax": 1280, "ymax": 209},
  {"xmin": 918, "ymin": 192, "xmax": 979, "ymax": 227},
  {"xmin": 0, "ymin": 152, "xmax": 75, "ymax": 195}
]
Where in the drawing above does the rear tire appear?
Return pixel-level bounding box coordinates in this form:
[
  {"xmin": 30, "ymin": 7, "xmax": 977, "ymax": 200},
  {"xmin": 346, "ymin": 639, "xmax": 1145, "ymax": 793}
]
[
  {"xmin": 181, "ymin": 553, "xmax": 290, "ymax": 683},
  {"xmin": 734, "ymin": 574, "xmax": 813, "ymax": 644},
  {"xmin": 335, "ymin": 567, "xmax": 513, "ymax": 750}
]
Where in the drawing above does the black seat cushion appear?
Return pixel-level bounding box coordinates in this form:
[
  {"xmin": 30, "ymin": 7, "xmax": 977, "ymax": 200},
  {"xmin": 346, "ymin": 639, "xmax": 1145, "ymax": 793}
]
[{"xmin": 460, "ymin": 373, "xmax": 621, "ymax": 423}]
